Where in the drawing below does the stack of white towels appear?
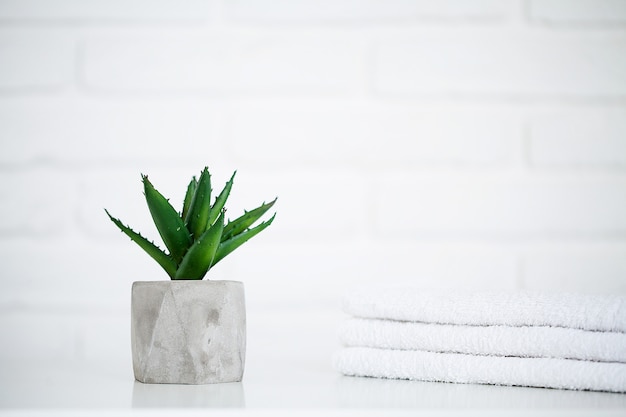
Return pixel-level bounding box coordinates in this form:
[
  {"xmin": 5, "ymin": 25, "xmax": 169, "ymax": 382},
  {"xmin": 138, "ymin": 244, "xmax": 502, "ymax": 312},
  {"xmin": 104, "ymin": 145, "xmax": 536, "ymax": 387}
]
[{"xmin": 333, "ymin": 286, "xmax": 626, "ymax": 393}]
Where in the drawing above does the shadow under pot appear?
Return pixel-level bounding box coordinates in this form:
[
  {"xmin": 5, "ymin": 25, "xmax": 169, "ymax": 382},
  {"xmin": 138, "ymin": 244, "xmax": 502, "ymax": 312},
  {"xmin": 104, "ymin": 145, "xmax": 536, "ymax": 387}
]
[{"xmin": 131, "ymin": 280, "xmax": 246, "ymax": 384}]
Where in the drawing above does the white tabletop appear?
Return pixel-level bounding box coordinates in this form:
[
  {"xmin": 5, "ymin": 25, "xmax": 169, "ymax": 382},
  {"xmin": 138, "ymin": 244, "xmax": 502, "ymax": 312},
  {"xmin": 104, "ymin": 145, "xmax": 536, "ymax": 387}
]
[{"xmin": 1, "ymin": 310, "xmax": 625, "ymax": 416}]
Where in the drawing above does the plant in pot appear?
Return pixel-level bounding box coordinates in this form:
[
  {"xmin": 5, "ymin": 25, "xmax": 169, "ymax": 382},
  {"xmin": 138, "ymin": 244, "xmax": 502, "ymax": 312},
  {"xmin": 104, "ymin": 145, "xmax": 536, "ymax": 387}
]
[{"xmin": 105, "ymin": 167, "xmax": 276, "ymax": 384}]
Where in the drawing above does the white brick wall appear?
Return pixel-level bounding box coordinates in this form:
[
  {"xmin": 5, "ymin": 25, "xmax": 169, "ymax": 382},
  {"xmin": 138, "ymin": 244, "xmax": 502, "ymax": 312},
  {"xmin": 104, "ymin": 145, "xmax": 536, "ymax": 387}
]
[
  {"xmin": 374, "ymin": 33, "xmax": 626, "ymax": 97},
  {"xmin": 228, "ymin": 101, "xmax": 520, "ymax": 166},
  {"xmin": 81, "ymin": 35, "xmax": 368, "ymax": 94},
  {"xmin": 0, "ymin": 97, "xmax": 223, "ymax": 164},
  {"xmin": 0, "ymin": 30, "xmax": 74, "ymax": 90},
  {"xmin": 529, "ymin": 108, "xmax": 626, "ymax": 167},
  {"xmin": 1, "ymin": 0, "xmax": 625, "ymax": 362},
  {"xmin": 225, "ymin": 0, "xmax": 511, "ymax": 22},
  {"xmin": 528, "ymin": 0, "xmax": 626, "ymax": 25},
  {"xmin": 0, "ymin": 0, "xmax": 211, "ymax": 21},
  {"xmin": 376, "ymin": 174, "xmax": 626, "ymax": 236}
]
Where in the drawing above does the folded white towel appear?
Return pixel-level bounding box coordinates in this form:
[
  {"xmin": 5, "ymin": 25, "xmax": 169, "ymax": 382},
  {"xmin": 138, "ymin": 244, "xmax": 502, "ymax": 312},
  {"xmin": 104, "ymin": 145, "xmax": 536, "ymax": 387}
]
[
  {"xmin": 333, "ymin": 347, "xmax": 626, "ymax": 393},
  {"xmin": 340, "ymin": 318, "xmax": 626, "ymax": 363},
  {"xmin": 343, "ymin": 287, "xmax": 626, "ymax": 332}
]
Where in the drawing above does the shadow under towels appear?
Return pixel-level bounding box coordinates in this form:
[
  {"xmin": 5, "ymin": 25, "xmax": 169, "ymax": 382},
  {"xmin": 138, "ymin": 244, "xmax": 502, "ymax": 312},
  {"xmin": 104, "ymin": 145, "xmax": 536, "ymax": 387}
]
[{"xmin": 333, "ymin": 287, "xmax": 626, "ymax": 393}]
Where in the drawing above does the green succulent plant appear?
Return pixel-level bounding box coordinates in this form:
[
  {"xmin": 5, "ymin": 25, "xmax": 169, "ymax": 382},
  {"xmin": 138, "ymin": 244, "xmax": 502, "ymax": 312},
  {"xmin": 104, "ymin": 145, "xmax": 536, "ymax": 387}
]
[{"xmin": 105, "ymin": 167, "xmax": 276, "ymax": 280}]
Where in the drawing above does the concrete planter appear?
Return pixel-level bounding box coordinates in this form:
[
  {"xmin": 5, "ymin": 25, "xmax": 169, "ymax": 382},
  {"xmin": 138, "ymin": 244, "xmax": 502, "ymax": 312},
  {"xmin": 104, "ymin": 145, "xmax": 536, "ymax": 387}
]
[{"xmin": 131, "ymin": 280, "xmax": 246, "ymax": 384}]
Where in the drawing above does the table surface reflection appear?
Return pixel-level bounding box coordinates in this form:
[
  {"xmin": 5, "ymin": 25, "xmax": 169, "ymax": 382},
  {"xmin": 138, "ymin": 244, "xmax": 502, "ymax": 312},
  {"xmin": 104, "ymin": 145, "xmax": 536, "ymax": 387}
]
[{"xmin": 1, "ymin": 310, "xmax": 625, "ymax": 416}]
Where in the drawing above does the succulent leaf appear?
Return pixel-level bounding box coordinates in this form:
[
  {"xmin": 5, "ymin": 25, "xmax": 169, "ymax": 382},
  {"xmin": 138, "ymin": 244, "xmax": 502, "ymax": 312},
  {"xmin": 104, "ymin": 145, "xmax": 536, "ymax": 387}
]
[
  {"xmin": 181, "ymin": 176, "xmax": 197, "ymax": 220},
  {"xmin": 222, "ymin": 198, "xmax": 277, "ymax": 241},
  {"xmin": 108, "ymin": 167, "xmax": 275, "ymax": 280},
  {"xmin": 175, "ymin": 210, "xmax": 225, "ymax": 280},
  {"xmin": 143, "ymin": 175, "xmax": 192, "ymax": 264},
  {"xmin": 207, "ymin": 171, "xmax": 236, "ymax": 228},
  {"xmin": 184, "ymin": 167, "xmax": 212, "ymax": 240},
  {"xmin": 213, "ymin": 213, "xmax": 276, "ymax": 267},
  {"xmin": 104, "ymin": 209, "xmax": 177, "ymax": 278}
]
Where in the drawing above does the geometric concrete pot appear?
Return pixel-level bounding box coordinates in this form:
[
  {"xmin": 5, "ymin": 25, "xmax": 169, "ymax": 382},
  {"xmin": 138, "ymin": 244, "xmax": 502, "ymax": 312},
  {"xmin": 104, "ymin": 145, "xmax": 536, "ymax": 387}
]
[{"xmin": 131, "ymin": 280, "xmax": 246, "ymax": 384}]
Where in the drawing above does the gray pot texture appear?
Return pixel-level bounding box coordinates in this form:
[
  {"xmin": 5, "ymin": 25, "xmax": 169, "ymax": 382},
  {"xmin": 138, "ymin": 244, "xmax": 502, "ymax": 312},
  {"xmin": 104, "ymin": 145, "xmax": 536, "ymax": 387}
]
[{"xmin": 131, "ymin": 280, "xmax": 246, "ymax": 384}]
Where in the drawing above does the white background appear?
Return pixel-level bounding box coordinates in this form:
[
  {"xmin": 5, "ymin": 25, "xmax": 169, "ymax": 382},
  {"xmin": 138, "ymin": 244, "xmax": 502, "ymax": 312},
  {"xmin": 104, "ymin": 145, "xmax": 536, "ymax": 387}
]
[{"xmin": 1, "ymin": 0, "xmax": 626, "ymax": 367}]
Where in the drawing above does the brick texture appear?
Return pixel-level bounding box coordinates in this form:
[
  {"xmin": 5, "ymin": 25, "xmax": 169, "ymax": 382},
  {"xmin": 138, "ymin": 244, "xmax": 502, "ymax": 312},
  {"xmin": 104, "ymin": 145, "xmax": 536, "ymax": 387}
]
[
  {"xmin": 0, "ymin": 31, "xmax": 74, "ymax": 89},
  {"xmin": 81, "ymin": 35, "xmax": 367, "ymax": 94},
  {"xmin": 225, "ymin": 0, "xmax": 509, "ymax": 22},
  {"xmin": 0, "ymin": 170, "xmax": 75, "ymax": 236},
  {"xmin": 375, "ymin": 34, "xmax": 626, "ymax": 97},
  {"xmin": 0, "ymin": 0, "xmax": 211, "ymax": 21},
  {"xmin": 228, "ymin": 101, "xmax": 520, "ymax": 166},
  {"xmin": 529, "ymin": 0, "xmax": 626, "ymax": 24},
  {"xmin": 0, "ymin": 97, "xmax": 223, "ymax": 164},
  {"xmin": 375, "ymin": 174, "xmax": 626, "ymax": 236},
  {"xmin": 529, "ymin": 108, "xmax": 626, "ymax": 167},
  {"xmin": 1, "ymin": 0, "xmax": 625, "ymax": 362},
  {"xmin": 523, "ymin": 245, "xmax": 626, "ymax": 294}
]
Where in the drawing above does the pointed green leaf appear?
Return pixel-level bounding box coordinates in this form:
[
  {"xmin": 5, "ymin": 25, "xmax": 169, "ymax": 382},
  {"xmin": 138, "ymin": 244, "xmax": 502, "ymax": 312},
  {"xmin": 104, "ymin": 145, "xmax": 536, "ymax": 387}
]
[
  {"xmin": 222, "ymin": 198, "xmax": 277, "ymax": 241},
  {"xmin": 143, "ymin": 175, "xmax": 191, "ymax": 264},
  {"xmin": 175, "ymin": 210, "xmax": 225, "ymax": 280},
  {"xmin": 181, "ymin": 176, "xmax": 197, "ymax": 220},
  {"xmin": 105, "ymin": 209, "xmax": 177, "ymax": 279},
  {"xmin": 213, "ymin": 213, "xmax": 275, "ymax": 267},
  {"xmin": 184, "ymin": 167, "xmax": 212, "ymax": 240},
  {"xmin": 207, "ymin": 170, "xmax": 236, "ymax": 228}
]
